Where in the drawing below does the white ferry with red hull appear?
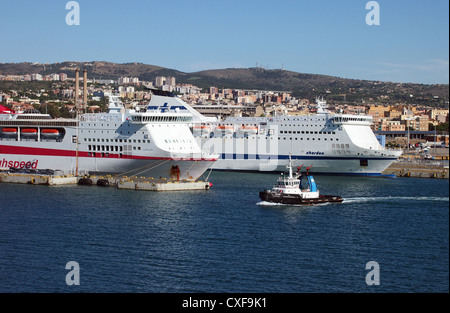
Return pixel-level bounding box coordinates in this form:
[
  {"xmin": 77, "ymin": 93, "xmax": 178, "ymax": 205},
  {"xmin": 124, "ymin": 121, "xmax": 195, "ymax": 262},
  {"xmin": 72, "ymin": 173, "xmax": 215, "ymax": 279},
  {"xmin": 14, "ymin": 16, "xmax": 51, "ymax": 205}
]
[{"xmin": 0, "ymin": 95, "xmax": 217, "ymax": 181}]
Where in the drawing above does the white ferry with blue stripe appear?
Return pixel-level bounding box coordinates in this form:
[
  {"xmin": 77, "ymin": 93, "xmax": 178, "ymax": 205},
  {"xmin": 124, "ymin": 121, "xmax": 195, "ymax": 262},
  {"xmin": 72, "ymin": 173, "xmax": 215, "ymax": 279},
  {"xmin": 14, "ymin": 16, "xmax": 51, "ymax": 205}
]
[{"xmin": 191, "ymin": 98, "xmax": 402, "ymax": 176}]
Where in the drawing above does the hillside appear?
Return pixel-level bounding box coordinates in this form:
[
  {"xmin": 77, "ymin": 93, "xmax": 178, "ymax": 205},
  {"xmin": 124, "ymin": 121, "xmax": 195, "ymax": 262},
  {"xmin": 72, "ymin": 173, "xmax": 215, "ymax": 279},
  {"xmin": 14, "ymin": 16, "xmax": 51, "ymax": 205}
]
[{"xmin": 0, "ymin": 61, "xmax": 448, "ymax": 106}]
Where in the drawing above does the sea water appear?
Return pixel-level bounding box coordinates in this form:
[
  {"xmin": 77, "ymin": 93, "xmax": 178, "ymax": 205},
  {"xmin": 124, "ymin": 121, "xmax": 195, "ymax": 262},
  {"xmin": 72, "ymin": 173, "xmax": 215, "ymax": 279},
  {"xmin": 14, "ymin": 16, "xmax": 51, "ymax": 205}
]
[{"xmin": 0, "ymin": 172, "xmax": 448, "ymax": 292}]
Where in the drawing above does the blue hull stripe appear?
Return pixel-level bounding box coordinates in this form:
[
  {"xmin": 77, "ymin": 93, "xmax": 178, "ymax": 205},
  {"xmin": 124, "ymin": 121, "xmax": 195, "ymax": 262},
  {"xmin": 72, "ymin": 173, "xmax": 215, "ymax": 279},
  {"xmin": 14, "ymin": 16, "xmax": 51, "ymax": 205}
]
[
  {"xmin": 220, "ymin": 153, "xmax": 398, "ymax": 161},
  {"xmin": 211, "ymin": 168, "xmax": 396, "ymax": 177}
]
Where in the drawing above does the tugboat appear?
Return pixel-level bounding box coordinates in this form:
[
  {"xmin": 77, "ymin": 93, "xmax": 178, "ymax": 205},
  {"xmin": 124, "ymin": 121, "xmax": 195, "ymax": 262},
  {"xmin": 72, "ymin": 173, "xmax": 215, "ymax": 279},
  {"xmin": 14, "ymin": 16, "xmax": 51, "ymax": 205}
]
[{"xmin": 259, "ymin": 156, "xmax": 343, "ymax": 205}]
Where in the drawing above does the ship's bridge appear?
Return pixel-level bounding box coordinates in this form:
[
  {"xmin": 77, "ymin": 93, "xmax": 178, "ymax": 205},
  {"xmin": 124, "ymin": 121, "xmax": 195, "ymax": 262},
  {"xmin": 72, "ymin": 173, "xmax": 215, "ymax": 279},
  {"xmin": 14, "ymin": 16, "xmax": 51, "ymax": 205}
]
[
  {"xmin": 329, "ymin": 114, "xmax": 373, "ymax": 126},
  {"xmin": 128, "ymin": 96, "xmax": 194, "ymax": 124},
  {"xmin": 129, "ymin": 111, "xmax": 193, "ymax": 124}
]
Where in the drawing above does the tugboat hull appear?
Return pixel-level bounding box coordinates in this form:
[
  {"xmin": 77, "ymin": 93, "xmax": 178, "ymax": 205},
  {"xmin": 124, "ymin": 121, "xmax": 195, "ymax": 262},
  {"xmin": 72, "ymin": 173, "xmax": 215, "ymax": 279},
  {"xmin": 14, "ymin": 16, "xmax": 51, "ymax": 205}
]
[{"xmin": 259, "ymin": 190, "xmax": 343, "ymax": 205}]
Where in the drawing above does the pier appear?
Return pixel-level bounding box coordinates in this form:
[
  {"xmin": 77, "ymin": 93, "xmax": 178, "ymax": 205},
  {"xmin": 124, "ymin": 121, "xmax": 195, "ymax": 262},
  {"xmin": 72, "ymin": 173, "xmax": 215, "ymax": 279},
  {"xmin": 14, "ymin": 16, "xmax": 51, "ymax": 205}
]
[
  {"xmin": 382, "ymin": 159, "xmax": 449, "ymax": 179},
  {"xmin": 83, "ymin": 175, "xmax": 212, "ymax": 191},
  {"xmin": 0, "ymin": 169, "xmax": 212, "ymax": 190}
]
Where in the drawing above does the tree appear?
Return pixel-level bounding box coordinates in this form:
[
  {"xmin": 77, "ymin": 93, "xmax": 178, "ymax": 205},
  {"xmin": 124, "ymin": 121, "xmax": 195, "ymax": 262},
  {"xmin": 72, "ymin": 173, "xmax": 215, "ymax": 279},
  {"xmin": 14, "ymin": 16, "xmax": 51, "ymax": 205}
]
[{"xmin": 436, "ymin": 122, "xmax": 449, "ymax": 133}]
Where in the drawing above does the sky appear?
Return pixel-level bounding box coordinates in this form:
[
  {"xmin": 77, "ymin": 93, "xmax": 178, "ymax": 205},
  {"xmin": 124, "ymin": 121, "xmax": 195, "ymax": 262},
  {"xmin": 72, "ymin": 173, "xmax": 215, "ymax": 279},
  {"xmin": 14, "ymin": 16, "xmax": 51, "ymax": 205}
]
[{"xmin": 0, "ymin": 0, "xmax": 448, "ymax": 84}]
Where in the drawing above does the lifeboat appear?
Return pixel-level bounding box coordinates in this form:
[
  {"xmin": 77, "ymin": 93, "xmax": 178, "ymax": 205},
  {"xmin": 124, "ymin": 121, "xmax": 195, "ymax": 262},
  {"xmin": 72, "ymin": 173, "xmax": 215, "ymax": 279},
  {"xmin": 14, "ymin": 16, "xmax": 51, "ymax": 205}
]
[
  {"xmin": 2, "ymin": 128, "xmax": 18, "ymax": 135},
  {"xmin": 41, "ymin": 129, "xmax": 60, "ymax": 137},
  {"xmin": 238, "ymin": 125, "xmax": 258, "ymax": 134},
  {"xmin": 215, "ymin": 124, "xmax": 234, "ymax": 134},
  {"xmin": 20, "ymin": 128, "xmax": 38, "ymax": 136},
  {"xmin": 192, "ymin": 125, "xmax": 211, "ymax": 134}
]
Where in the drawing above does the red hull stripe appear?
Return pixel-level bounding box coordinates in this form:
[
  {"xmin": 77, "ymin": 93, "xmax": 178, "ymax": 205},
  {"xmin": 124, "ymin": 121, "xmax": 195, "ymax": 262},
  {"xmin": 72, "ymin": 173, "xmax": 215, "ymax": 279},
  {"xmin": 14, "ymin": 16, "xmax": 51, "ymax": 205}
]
[{"xmin": 0, "ymin": 144, "xmax": 217, "ymax": 161}]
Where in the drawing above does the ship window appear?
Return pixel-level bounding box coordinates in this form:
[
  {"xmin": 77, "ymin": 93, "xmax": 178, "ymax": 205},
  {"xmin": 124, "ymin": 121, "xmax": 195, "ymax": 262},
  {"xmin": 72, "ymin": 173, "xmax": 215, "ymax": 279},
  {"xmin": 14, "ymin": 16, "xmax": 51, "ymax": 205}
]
[
  {"xmin": 88, "ymin": 145, "xmax": 91, "ymax": 150},
  {"xmin": 360, "ymin": 159, "xmax": 368, "ymax": 167}
]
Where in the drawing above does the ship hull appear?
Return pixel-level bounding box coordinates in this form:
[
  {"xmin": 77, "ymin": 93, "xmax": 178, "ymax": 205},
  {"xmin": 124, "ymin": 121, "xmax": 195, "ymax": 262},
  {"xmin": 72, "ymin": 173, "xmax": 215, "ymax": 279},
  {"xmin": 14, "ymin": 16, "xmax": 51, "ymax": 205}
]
[
  {"xmin": 0, "ymin": 147, "xmax": 215, "ymax": 181},
  {"xmin": 259, "ymin": 190, "xmax": 343, "ymax": 205},
  {"xmin": 209, "ymin": 155, "xmax": 397, "ymax": 175}
]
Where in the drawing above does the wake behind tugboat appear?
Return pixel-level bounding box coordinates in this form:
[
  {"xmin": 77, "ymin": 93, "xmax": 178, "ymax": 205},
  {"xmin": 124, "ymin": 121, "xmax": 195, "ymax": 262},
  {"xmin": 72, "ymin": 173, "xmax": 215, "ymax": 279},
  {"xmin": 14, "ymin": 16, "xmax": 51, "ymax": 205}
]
[{"xmin": 259, "ymin": 156, "xmax": 343, "ymax": 205}]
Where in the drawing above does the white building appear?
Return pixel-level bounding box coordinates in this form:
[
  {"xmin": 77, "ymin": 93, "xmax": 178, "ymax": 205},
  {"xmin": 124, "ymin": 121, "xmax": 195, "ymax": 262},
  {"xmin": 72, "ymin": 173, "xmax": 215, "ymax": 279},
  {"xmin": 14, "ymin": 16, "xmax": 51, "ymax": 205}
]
[
  {"xmin": 31, "ymin": 73, "xmax": 43, "ymax": 81},
  {"xmin": 155, "ymin": 76, "xmax": 166, "ymax": 87},
  {"xmin": 50, "ymin": 73, "xmax": 60, "ymax": 81},
  {"xmin": 118, "ymin": 77, "xmax": 130, "ymax": 84},
  {"xmin": 166, "ymin": 76, "xmax": 176, "ymax": 87}
]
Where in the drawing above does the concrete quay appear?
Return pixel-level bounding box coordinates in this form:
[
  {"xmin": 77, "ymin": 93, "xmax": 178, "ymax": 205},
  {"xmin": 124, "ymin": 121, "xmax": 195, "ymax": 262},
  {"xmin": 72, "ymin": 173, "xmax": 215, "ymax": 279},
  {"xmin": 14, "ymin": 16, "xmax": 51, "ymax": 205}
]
[
  {"xmin": 0, "ymin": 171, "xmax": 212, "ymax": 190},
  {"xmin": 0, "ymin": 172, "xmax": 77, "ymax": 185},
  {"xmin": 79, "ymin": 174, "xmax": 212, "ymax": 191},
  {"xmin": 382, "ymin": 160, "xmax": 449, "ymax": 179}
]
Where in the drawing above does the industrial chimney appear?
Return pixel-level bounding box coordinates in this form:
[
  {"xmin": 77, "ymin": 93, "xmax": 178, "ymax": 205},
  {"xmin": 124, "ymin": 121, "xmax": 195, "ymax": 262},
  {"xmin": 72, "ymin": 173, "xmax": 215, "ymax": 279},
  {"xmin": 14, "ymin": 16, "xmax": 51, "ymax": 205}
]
[
  {"xmin": 74, "ymin": 69, "xmax": 79, "ymax": 110},
  {"xmin": 83, "ymin": 69, "xmax": 88, "ymax": 112}
]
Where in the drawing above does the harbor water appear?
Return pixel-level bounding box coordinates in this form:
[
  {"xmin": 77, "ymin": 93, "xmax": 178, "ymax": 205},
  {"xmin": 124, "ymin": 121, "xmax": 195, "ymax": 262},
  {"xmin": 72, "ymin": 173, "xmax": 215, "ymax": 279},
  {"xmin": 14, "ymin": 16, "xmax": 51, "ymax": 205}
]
[{"xmin": 0, "ymin": 172, "xmax": 448, "ymax": 293}]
